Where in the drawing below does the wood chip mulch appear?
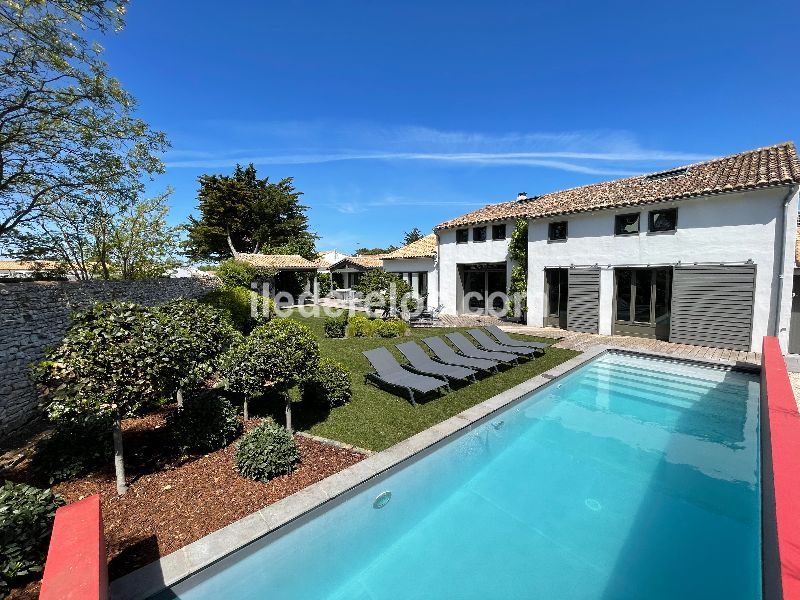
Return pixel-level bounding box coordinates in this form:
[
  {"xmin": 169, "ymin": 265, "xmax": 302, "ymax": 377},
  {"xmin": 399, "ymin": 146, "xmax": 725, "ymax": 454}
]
[{"xmin": 3, "ymin": 409, "xmax": 365, "ymax": 599}]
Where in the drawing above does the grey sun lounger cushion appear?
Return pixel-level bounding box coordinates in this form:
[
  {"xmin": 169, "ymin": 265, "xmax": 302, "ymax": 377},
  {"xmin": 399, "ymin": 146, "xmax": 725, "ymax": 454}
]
[
  {"xmin": 445, "ymin": 332, "xmax": 520, "ymax": 364},
  {"xmin": 397, "ymin": 341, "xmax": 478, "ymax": 382},
  {"xmin": 468, "ymin": 329, "xmax": 541, "ymax": 356},
  {"xmin": 485, "ymin": 324, "xmax": 549, "ymax": 350},
  {"xmin": 362, "ymin": 347, "xmax": 448, "ymax": 405},
  {"xmin": 423, "ymin": 337, "xmax": 500, "ymax": 372}
]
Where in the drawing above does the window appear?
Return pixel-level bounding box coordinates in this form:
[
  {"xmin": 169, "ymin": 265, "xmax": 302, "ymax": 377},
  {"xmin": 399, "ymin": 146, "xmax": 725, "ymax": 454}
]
[
  {"xmin": 473, "ymin": 226, "xmax": 487, "ymax": 242},
  {"xmin": 418, "ymin": 272, "xmax": 428, "ymax": 296},
  {"xmin": 548, "ymin": 221, "xmax": 568, "ymax": 241},
  {"xmin": 456, "ymin": 229, "xmax": 469, "ymax": 243},
  {"xmin": 492, "ymin": 224, "xmax": 507, "ymax": 240},
  {"xmin": 648, "ymin": 208, "xmax": 677, "ymax": 233},
  {"xmin": 615, "ymin": 213, "xmax": 640, "ymax": 235}
]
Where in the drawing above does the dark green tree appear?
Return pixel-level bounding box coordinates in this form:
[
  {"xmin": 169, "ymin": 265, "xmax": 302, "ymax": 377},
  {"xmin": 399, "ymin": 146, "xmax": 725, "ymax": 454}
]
[
  {"xmin": 403, "ymin": 228, "xmax": 424, "ymax": 245},
  {"xmin": 184, "ymin": 164, "xmax": 317, "ymax": 261}
]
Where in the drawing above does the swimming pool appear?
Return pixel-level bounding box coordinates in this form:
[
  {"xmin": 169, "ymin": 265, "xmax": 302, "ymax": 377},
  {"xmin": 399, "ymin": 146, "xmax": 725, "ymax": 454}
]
[{"xmin": 156, "ymin": 351, "xmax": 761, "ymax": 599}]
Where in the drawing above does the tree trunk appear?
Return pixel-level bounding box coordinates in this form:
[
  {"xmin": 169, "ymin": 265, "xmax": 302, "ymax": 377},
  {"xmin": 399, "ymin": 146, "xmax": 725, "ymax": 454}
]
[
  {"xmin": 176, "ymin": 387, "xmax": 184, "ymax": 408},
  {"xmin": 112, "ymin": 415, "xmax": 128, "ymax": 496},
  {"xmin": 226, "ymin": 226, "xmax": 238, "ymax": 258},
  {"xmin": 243, "ymin": 397, "xmax": 249, "ymax": 422},
  {"xmin": 285, "ymin": 394, "xmax": 293, "ymax": 433}
]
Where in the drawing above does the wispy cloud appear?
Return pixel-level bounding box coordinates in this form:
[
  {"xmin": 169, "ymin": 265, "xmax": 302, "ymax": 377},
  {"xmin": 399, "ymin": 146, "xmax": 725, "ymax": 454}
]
[{"xmin": 165, "ymin": 122, "xmax": 712, "ymax": 176}]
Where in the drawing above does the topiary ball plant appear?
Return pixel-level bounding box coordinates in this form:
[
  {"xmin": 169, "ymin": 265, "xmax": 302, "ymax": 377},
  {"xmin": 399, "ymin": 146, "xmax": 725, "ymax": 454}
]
[
  {"xmin": 301, "ymin": 357, "xmax": 352, "ymax": 408},
  {"xmin": 234, "ymin": 419, "xmax": 301, "ymax": 482},
  {"xmin": 167, "ymin": 391, "xmax": 242, "ymax": 454},
  {"xmin": 323, "ymin": 314, "xmax": 348, "ymax": 338},
  {"xmin": 30, "ymin": 414, "xmax": 114, "ymax": 483},
  {"xmin": 0, "ymin": 482, "xmax": 63, "ymax": 595},
  {"xmin": 374, "ymin": 318, "xmax": 408, "ymax": 338},
  {"xmin": 345, "ymin": 314, "xmax": 376, "ymax": 338}
]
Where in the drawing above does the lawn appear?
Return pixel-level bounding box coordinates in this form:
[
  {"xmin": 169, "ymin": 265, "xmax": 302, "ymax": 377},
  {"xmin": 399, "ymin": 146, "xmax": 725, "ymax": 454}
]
[{"xmin": 283, "ymin": 312, "xmax": 580, "ymax": 451}]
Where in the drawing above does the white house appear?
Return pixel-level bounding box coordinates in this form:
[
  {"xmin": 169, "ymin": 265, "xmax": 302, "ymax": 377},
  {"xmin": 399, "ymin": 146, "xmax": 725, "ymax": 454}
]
[
  {"xmin": 381, "ymin": 234, "xmax": 438, "ymax": 307},
  {"xmin": 434, "ymin": 142, "xmax": 800, "ymax": 353}
]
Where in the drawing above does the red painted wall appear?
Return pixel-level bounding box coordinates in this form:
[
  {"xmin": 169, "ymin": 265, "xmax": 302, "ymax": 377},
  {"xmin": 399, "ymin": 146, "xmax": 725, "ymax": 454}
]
[
  {"xmin": 39, "ymin": 494, "xmax": 108, "ymax": 600},
  {"xmin": 761, "ymin": 336, "xmax": 800, "ymax": 599}
]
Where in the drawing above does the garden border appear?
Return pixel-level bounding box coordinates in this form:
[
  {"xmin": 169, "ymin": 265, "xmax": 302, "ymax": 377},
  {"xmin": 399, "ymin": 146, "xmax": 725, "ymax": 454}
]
[{"xmin": 109, "ymin": 345, "xmax": 756, "ymax": 600}]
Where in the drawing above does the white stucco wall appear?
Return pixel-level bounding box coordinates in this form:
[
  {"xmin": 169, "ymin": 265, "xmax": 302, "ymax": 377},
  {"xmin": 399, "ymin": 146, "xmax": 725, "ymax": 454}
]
[
  {"xmin": 437, "ymin": 220, "xmax": 516, "ymax": 315},
  {"xmin": 523, "ymin": 187, "xmax": 799, "ymax": 352},
  {"xmin": 382, "ymin": 257, "xmax": 438, "ymax": 305}
]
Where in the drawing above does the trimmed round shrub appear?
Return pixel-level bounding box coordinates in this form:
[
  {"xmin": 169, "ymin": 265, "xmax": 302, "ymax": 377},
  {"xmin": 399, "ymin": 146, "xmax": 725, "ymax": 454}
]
[
  {"xmin": 168, "ymin": 391, "xmax": 242, "ymax": 453},
  {"xmin": 301, "ymin": 358, "xmax": 352, "ymax": 408},
  {"xmin": 323, "ymin": 314, "xmax": 348, "ymax": 338},
  {"xmin": 374, "ymin": 319, "xmax": 407, "ymax": 338},
  {"xmin": 235, "ymin": 419, "xmax": 300, "ymax": 481},
  {"xmin": 30, "ymin": 414, "xmax": 114, "ymax": 483},
  {"xmin": 0, "ymin": 482, "xmax": 63, "ymax": 594},
  {"xmin": 200, "ymin": 287, "xmax": 273, "ymax": 333},
  {"xmin": 345, "ymin": 315, "xmax": 376, "ymax": 338}
]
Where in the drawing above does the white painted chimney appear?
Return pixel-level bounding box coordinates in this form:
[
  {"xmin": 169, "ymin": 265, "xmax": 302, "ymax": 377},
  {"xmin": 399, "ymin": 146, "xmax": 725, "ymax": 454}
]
[{"xmin": 516, "ymin": 192, "xmax": 528, "ymax": 201}]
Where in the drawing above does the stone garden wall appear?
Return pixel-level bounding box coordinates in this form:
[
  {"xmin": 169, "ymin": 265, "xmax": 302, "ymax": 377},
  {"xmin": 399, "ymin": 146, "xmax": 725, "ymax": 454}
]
[{"xmin": 0, "ymin": 278, "xmax": 220, "ymax": 447}]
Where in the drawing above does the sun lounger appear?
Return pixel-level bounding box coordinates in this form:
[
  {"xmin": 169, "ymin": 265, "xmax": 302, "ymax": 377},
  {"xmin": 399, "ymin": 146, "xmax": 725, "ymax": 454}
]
[
  {"xmin": 485, "ymin": 324, "xmax": 549, "ymax": 350},
  {"xmin": 468, "ymin": 329, "xmax": 541, "ymax": 357},
  {"xmin": 445, "ymin": 332, "xmax": 520, "ymax": 364},
  {"xmin": 397, "ymin": 341, "xmax": 478, "ymax": 383},
  {"xmin": 423, "ymin": 337, "xmax": 500, "ymax": 373},
  {"xmin": 362, "ymin": 347, "xmax": 449, "ymax": 405}
]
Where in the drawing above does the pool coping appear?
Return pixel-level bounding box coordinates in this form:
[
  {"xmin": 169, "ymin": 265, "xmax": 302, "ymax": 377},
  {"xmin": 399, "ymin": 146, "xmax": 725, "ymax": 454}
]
[{"xmin": 109, "ymin": 344, "xmax": 756, "ymax": 600}]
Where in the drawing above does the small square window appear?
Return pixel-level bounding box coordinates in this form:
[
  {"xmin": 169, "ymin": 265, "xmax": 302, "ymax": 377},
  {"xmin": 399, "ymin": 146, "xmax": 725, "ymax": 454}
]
[
  {"xmin": 548, "ymin": 221, "xmax": 568, "ymax": 241},
  {"xmin": 456, "ymin": 229, "xmax": 469, "ymax": 243},
  {"xmin": 492, "ymin": 224, "xmax": 507, "ymax": 240},
  {"xmin": 648, "ymin": 208, "xmax": 677, "ymax": 233},
  {"xmin": 615, "ymin": 213, "xmax": 640, "ymax": 235},
  {"xmin": 473, "ymin": 226, "xmax": 487, "ymax": 242}
]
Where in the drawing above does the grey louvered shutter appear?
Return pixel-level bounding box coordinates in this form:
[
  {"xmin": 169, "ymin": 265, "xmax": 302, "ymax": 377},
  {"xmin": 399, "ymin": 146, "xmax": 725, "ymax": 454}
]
[
  {"xmin": 670, "ymin": 265, "xmax": 756, "ymax": 351},
  {"xmin": 567, "ymin": 268, "xmax": 600, "ymax": 333}
]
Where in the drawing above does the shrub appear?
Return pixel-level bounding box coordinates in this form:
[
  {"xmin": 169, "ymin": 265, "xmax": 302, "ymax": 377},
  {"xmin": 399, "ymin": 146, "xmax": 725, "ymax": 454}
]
[
  {"xmin": 200, "ymin": 287, "xmax": 273, "ymax": 332},
  {"xmin": 0, "ymin": 482, "xmax": 63, "ymax": 594},
  {"xmin": 234, "ymin": 419, "xmax": 300, "ymax": 481},
  {"xmin": 316, "ymin": 272, "xmax": 332, "ymax": 297},
  {"xmin": 216, "ymin": 259, "xmax": 275, "ymax": 289},
  {"xmin": 168, "ymin": 391, "xmax": 241, "ymax": 453},
  {"xmin": 345, "ymin": 315, "xmax": 376, "ymax": 337},
  {"xmin": 374, "ymin": 318, "xmax": 407, "ymax": 338},
  {"xmin": 30, "ymin": 414, "xmax": 114, "ymax": 483},
  {"xmin": 301, "ymin": 358, "xmax": 352, "ymax": 408},
  {"xmin": 323, "ymin": 314, "xmax": 348, "ymax": 338},
  {"xmin": 353, "ymin": 268, "xmax": 416, "ymax": 315}
]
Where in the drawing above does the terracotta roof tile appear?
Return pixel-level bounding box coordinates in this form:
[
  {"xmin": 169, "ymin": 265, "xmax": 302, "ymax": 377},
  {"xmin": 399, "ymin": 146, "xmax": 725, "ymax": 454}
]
[
  {"xmin": 329, "ymin": 255, "xmax": 384, "ymax": 270},
  {"xmin": 0, "ymin": 260, "xmax": 63, "ymax": 270},
  {"xmin": 383, "ymin": 234, "xmax": 437, "ymax": 259},
  {"xmin": 436, "ymin": 142, "xmax": 800, "ymax": 230},
  {"xmin": 237, "ymin": 254, "xmax": 318, "ymax": 270}
]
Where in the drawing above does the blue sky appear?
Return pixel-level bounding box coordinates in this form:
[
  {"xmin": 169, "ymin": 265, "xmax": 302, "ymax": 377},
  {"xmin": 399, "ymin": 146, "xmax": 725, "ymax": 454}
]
[{"xmin": 103, "ymin": 0, "xmax": 800, "ymax": 254}]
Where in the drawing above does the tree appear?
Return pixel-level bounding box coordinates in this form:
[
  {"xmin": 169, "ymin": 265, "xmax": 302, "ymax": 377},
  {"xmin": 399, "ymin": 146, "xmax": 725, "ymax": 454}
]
[
  {"xmin": 354, "ymin": 268, "xmax": 415, "ymax": 316},
  {"xmin": 221, "ymin": 319, "xmax": 320, "ymax": 432},
  {"xmin": 184, "ymin": 164, "xmax": 317, "ymax": 261},
  {"xmin": 354, "ymin": 246, "xmax": 398, "ymax": 256},
  {"xmin": 35, "ymin": 302, "xmax": 171, "ymax": 495},
  {"xmin": 403, "ymin": 228, "xmax": 424, "ymax": 245},
  {"xmin": 0, "ymin": 0, "xmax": 168, "ymax": 240},
  {"xmin": 7, "ymin": 190, "xmax": 181, "ymax": 280}
]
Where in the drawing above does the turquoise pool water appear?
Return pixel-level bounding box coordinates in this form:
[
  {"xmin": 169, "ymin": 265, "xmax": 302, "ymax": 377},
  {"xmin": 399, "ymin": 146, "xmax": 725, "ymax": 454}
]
[{"xmin": 161, "ymin": 352, "xmax": 761, "ymax": 600}]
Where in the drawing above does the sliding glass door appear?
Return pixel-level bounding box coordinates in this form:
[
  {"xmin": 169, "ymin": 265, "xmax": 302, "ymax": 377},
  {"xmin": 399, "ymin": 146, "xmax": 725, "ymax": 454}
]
[{"xmin": 613, "ymin": 268, "xmax": 671, "ymax": 339}]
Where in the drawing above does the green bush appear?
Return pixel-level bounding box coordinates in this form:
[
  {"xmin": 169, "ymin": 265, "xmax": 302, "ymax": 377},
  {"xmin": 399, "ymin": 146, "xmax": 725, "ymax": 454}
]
[
  {"xmin": 374, "ymin": 318, "xmax": 408, "ymax": 338},
  {"xmin": 30, "ymin": 414, "xmax": 114, "ymax": 483},
  {"xmin": 168, "ymin": 391, "xmax": 242, "ymax": 453},
  {"xmin": 216, "ymin": 259, "xmax": 275, "ymax": 289},
  {"xmin": 234, "ymin": 419, "xmax": 300, "ymax": 481},
  {"xmin": 0, "ymin": 482, "xmax": 63, "ymax": 594},
  {"xmin": 301, "ymin": 358, "xmax": 352, "ymax": 408},
  {"xmin": 200, "ymin": 287, "xmax": 273, "ymax": 333},
  {"xmin": 345, "ymin": 315, "xmax": 376, "ymax": 337},
  {"xmin": 323, "ymin": 314, "xmax": 348, "ymax": 338},
  {"xmin": 316, "ymin": 272, "xmax": 332, "ymax": 297}
]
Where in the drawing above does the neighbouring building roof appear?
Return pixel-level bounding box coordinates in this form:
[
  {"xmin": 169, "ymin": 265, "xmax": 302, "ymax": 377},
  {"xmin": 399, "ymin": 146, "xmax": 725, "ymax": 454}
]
[
  {"xmin": 329, "ymin": 254, "xmax": 384, "ymax": 270},
  {"xmin": 237, "ymin": 253, "xmax": 318, "ymax": 270},
  {"xmin": 383, "ymin": 234, "xmax": 438, "ymax": 260},
  {"xmin": 435, "ymin": 142, "xmax": 800, "ymax": 230},
  {"xmin": 0, "ymin": 260, "xmax": 63, "ymax": 271}
]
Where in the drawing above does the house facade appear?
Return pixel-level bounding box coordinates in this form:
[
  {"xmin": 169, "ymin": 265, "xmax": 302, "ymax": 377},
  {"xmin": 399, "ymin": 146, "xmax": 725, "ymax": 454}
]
[
  {"xmin": 434, "ymin": 142, "xmax": 800, "ymax": 352},
  {"xmin": 382, "ymin": 234, "xmax": 438, "ymax": 307}
]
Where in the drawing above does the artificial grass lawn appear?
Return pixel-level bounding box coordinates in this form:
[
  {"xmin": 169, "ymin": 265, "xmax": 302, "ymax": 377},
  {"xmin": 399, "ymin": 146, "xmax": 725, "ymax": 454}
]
[{"xmin": 285, "ymin": 312, "xmax": 580, "ymax": 451}]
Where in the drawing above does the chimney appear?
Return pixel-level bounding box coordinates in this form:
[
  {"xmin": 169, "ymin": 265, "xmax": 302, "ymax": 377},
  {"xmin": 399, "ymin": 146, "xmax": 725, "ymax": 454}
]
[{"xmin": 516, "ymin": 192, "xmax": 528, "ymax": 201}]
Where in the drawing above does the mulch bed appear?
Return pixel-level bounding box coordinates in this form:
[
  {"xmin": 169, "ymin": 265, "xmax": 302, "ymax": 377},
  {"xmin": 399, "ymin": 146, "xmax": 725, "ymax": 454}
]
[{"xmin": 3, "ymin": 409, "xmax": 365, "ymax": 599}]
